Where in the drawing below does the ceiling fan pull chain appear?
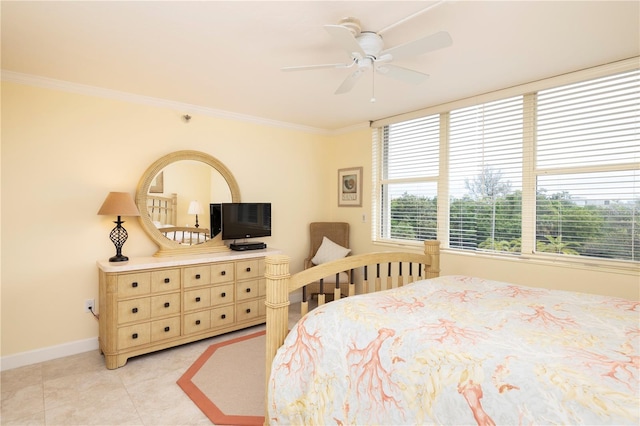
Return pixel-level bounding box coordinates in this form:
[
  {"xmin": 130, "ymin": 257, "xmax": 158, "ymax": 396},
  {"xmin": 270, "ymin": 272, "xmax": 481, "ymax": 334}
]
[{"xmin": 371, "ymin": 68, "xmax": 376, "ymax": 103}]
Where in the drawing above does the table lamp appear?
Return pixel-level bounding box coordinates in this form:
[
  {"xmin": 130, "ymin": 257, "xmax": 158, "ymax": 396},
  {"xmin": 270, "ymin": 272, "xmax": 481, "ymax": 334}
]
[
  {"xmin": 188, "ymin": 200, "xmax": 203, "ymax": 228},
  {"xmin": 98, "ymin": 192, "xmax": 141, "ymax": 262}
]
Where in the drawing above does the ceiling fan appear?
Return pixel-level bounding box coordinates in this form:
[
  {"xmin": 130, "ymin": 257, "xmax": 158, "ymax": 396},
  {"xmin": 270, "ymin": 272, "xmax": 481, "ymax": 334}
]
[{"xmin": 282, "ymin": 16, "xmax": 453, "ymax": 97}]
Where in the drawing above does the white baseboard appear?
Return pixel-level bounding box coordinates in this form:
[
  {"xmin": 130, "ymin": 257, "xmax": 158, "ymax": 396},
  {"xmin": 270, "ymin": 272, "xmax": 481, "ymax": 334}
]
[{"xmin": 1, "ymin": 337, "xmax": 99, "ymax": 371}]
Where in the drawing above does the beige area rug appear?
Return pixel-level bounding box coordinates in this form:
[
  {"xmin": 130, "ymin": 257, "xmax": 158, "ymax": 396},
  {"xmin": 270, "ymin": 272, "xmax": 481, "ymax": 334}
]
[{"xmin": 177, "ymin": 330, "xmax": 265, "ymax": 426}]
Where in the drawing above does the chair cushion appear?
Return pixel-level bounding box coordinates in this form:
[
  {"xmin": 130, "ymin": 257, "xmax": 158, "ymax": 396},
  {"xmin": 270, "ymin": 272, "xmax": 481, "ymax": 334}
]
[{"xmin": 311, "ymin": 236, "xmax": 351, "ymax": 265}]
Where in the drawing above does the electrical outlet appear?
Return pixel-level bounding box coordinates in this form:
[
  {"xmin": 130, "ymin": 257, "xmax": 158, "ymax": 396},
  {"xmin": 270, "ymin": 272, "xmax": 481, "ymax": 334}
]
[{"xmin": 85, "ymin": 299, "xmax": 95, "ymax": 313}]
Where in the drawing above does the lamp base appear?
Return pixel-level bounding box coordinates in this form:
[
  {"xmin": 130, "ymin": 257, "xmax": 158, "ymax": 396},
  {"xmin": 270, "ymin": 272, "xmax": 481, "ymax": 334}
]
[
  {"xmin": 108, "ymin": 217, "xmax": 130, "ymax": 262},
  {"xmin": 109, "ymin": 254, "xmax": 129, "ymax": 262}
]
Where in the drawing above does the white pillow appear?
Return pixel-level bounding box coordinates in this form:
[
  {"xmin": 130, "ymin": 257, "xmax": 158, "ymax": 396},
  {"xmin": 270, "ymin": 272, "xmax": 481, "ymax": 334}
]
[{"xmin": 311, "ymin": 236, "xmax": 351, "ymax": 265}]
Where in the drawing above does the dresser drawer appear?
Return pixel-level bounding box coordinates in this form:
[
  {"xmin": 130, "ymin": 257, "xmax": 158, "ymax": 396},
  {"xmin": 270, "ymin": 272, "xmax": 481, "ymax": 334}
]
[
  {"xmin": 118, "ymin": 323, "xmax": 151, "ymax": 349},
  {"xmin": 184, "ymin": 266, "xmax": 211, "ymax": 288},
  {"xmin": 150, "ymin": 293, "xmax": 180, "ymax": 317},
  {"xmin": 151, "ymin": 269, "xmax": 181, "ymax": 293},
  {"xmin": 237, "ymin": 279, "xmax": 259, "ymax": 301},
  {"xmin": 236, "ymin": 259, "xmax": 262, "ymax": 280},
  {"xmin": 184, "ymin": 288, "xmax": 211, "ymax": 311},
  {"xmin": 151, "ymin": 316, "xmax": 181, "ymax": 342},
  {"xmin": 211, "ymin": 306, "xmax": 235, "ymax": 328},
  {"xmin": 117, "ymin": 298, "xmax": 151, "ymax": 324},
  {"xmin": 236, "ymin": 300, "xmax": 260, "ymax": 322},
  {"xmin": 211, "ymin": 283, "xmax": 234, "ymax": 306},
  {"xmin": 211, "ymin": 262, "xmax": 234, "ymax": 284},
  {"xmin": 117, "ymin": 272, "xmax": 151, "ymax": 298},
  {"xmin": 184, "ymin": 311, "xmax": 211, "ymax": 334}
]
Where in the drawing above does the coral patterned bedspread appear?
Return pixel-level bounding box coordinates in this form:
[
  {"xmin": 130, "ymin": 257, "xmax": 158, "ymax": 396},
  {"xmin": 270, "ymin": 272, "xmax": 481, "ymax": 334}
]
[{"xmin": 268, "ymin": 275, "xmax": 639, "ymax": 425}]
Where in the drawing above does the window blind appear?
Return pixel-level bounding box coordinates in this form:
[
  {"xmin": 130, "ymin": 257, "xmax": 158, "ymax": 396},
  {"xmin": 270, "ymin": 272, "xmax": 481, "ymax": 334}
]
[
  {"xmin": 381, "ymin": 115, "xmax": 439, "ymax": 241},
  {"xmin": 535, "ymin": 69, "xmax": 639, "ymax": 261},
  {"xmin": 448, "ymin": 96, "xmax": 524, "ymax": 253}
]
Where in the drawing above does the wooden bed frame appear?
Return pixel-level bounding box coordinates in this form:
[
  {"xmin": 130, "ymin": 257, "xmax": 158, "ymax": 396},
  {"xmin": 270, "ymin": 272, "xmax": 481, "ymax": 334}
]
[
  {"xmin": 263, "ymin": 240, "xmax": 441, "ymax": 422},
  {"xmin": 146, "ymin": 193, "xmax": 177, "ymax": 225},
  {"xmin": 159, "ymin": 226, "xmax": 210, "ymax": 245}
]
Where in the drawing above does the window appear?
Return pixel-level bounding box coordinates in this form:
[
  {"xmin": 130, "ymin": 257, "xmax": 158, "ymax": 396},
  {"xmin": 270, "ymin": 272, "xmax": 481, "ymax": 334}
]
[
  {"xmin": 449, "ymin": 97, "xmax": 523, "ymax": 253},
  {"xmin": 535, "ymin": 71, "xmax": 639, "ymax": 261},
  {"xmin": 379, "ymin": 115, "xmax": 439, "ymax": 242},
  {"xmin": 374, "ymin": 64, "xmax": 639, "ymax": 264}
]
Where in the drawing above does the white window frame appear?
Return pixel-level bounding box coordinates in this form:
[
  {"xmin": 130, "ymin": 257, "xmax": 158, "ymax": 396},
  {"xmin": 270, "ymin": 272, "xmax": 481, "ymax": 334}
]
[{"xmin": 371, "ymin": 58, "xmax": 639, "ymax": 272}]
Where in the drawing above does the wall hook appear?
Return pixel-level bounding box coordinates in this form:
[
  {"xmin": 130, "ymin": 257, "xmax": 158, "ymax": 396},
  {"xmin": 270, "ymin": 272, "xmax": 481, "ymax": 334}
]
[{"xmin": 183, "ymin": 114, "xmax": 192, "ymax": 122}]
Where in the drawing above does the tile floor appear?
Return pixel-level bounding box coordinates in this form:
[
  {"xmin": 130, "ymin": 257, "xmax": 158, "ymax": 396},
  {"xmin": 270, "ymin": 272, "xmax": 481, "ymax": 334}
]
[{"xmin": 1, "ymin": 305, "xmax": 303, "ymax": 426}]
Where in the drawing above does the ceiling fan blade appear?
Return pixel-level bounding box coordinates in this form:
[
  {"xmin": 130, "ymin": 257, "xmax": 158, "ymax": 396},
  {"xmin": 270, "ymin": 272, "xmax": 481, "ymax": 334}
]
[
  {"xmin": 380, "ymin": 31, "xmax": 452, "ymax": 61},
  {"xmin": 281, "ymin": 61, "xmax": 353, "ymax": 72},
  {"xmin": 376, "ymin": 64, "xmax": 429, "ymax": 85},
  {"xmin": 324, "ymin": 24, "xmax": 366, "ymax": 59},
  {"xmin": 335, "ymin": 69, "xmax": 365, "ymax": 94}
]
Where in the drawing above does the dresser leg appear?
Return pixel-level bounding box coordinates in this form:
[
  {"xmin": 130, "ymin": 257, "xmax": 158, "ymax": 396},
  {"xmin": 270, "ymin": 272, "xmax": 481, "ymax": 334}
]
[
  {"xmin": 104, "ymin": 354, "xmax": 119, "ymax": 369},
  {"xmin": 104, "ymin": 354, "xmax": 128, "ymax": 369}
]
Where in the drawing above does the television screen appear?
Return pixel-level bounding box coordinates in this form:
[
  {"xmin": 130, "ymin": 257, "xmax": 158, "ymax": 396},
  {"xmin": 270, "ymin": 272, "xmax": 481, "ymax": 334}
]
[{"xmin": 220, "ymin": 202, "xmax": 271, "ymax": 240}]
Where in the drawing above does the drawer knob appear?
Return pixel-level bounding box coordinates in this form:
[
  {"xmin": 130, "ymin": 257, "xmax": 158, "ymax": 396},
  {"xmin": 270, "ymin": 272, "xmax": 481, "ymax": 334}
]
[
  {"xmin": 221, "ymin": 271, "xmax": 226, "ymax": 276},
  {"xmin": 132, "ymin": 307, "xmax": 138, "ymax": 314},
  {"xmin": 164, "ymin": 278, "xmax": 170, "ymax": 283},
  {"xmin": 195, "ymin": 274, "xmax": 201, "ymax": 279},
  {"xmin": 195, "ymin": 297, "xmax": 201, "ymax": 302},
  {"xmin": 221, "ymin": 314, "xmax": 226, "ymax": 319},
  {"xmin": 132, "ymin": 333, "xmax": 138, "ymax": 339},
  {"xmin": 195, "ymin": 319, "xmax": 201, "ymax": 325},
  {"xmin": 164, "ymin": 302, "xmax": 170, "ymax": 308},
  {"xmin": 246, "ymin": 308, "xmax": 251, "ymax": 314},
  {"xmin": 164, "ymin": 326, "xmax": 170, "ymax": 332},
  {"xmin": 131, "ymin": 282, "xmax": 138, "ymax": 288},
  {"xmin": 246, "ymin": 267, "xmax": 251, "ymax": 272},
  {"xmin": 221, "ymin": 292, "xmax": 226, "ymax": 297},
  {"xmin": 246, "ymin": 288, "xmax": 251, "ymax": 293}
]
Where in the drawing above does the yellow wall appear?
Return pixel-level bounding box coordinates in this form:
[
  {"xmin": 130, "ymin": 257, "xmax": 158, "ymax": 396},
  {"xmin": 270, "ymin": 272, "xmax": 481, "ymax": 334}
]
[
  {"xmin": 2, "ymin": 79, "xmax": 638, "ymax": 364},
  {"xmin": 1, "ymin": 81, "xmax": 332, "ymax": 358}
]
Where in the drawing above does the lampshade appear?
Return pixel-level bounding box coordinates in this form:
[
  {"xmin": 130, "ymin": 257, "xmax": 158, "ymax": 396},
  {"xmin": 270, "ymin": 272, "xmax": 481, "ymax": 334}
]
[
  {"xmin": 187, "ymin": 200, "xmax": 203, "ymax": 215},
  {"xmin": 98, "ymin": 192, "xmax": 140, "ymax": 216}
]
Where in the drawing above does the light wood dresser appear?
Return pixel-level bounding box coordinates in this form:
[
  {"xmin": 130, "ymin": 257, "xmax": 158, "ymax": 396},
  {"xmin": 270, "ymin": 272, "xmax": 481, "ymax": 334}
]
[{"xmin": 97, "ymin": 248, "xmax": 279, "ymax": 369}]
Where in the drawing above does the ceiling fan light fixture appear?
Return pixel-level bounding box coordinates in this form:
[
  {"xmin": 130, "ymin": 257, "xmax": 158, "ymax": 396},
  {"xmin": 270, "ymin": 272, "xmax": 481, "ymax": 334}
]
[{"xmin": 356, "ymin": 32, "xmax": 384, "ymax": 57}]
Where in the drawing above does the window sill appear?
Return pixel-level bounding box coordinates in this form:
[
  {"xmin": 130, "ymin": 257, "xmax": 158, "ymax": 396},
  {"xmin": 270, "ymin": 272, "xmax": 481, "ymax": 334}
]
[{"xmin": 373, "ymin": 239, "xmax": 639, "ymax": 276}]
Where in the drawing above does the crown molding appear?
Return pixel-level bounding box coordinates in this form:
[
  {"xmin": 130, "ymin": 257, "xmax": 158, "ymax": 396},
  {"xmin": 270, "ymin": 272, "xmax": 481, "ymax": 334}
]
[{"xmin": 1, "ymin": 70, "xmax": 367, "ymax": 136}]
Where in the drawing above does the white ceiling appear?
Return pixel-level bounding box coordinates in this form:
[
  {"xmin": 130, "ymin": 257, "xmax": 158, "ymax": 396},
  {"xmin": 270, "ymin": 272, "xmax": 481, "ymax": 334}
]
[{"xmin": 2, "ymin": 1, "xmax": 639, "ymax": 132}]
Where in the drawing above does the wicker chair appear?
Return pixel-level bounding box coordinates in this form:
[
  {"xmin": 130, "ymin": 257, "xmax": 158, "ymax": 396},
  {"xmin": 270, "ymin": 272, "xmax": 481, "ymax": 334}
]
[{"xmin": 304, "ymin": 222, "xmax": 351, "ymax": 301}]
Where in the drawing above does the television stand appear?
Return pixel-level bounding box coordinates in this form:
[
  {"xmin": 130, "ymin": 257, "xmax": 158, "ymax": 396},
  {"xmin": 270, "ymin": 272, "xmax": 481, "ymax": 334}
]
[{"xmin": 230, "ymin": 241, "xmax": 267, "ymax": 251}]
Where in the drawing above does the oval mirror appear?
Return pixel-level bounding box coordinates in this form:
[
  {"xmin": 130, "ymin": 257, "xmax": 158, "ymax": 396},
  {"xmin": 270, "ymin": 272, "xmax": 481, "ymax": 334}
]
[{"xmin": 136, "ymin": 150, "xmax": 240, "ymax": 256}]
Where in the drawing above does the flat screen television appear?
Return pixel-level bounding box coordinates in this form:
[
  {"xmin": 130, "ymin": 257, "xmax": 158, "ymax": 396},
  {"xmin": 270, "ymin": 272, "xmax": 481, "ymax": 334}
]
[{"xmin": 220, "ymin": 202, "xmax": 271, "ymax": 240}]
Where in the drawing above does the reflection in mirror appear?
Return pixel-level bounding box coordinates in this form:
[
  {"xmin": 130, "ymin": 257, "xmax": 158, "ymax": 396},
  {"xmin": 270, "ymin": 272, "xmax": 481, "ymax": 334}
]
[
  {"xmin": 136, "ymin": 150, "xmax": 241, "ymax": 257},
  {"xmin": 146, "ymin": 161, "xmax": 232, "ymax": 239}
]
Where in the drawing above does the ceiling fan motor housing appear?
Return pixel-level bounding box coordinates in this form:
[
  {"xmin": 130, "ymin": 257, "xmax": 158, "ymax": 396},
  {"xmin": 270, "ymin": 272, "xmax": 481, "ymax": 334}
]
[{"xmin": 357, "ymin": 32, "xmax": 384, "ymax": 59}]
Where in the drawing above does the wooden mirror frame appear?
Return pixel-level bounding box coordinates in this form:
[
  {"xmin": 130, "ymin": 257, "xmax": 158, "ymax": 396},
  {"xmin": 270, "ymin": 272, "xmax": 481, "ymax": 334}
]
[{"xmin": 136, "ymin": 150, "xmax": 241, "ymax": 257}]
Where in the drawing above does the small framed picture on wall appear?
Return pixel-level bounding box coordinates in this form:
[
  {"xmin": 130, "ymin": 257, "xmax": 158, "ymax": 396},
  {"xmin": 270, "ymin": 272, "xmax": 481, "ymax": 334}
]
[
  {"xmin": 149, "ymin": 171, "xmax": 164, "ymax": 193},
  {"xmin": 338, "ymin": 167, "xmax": 362, "ymax": 207}
]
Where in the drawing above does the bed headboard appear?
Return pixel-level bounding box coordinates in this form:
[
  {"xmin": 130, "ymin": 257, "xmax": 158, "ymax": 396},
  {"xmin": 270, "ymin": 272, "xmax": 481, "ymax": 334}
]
[{"xmin": 147, "ymin": 193, "xmax": 177, "ymax": 226}]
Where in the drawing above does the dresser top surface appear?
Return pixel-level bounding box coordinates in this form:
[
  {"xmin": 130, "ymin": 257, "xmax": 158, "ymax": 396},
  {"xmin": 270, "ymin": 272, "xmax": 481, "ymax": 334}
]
[{"xmin": 97, "ymin": 247, "xmax": 282, "ymax": 272}]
